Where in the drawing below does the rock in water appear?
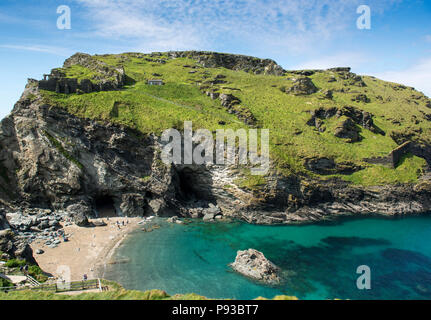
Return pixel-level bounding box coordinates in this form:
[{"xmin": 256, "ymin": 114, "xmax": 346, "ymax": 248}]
[
  {"xmin": 230, "ymin": 249, "xmax": 282, "ymax": 285},
  {"xmin": 167, "ymin": 216, "xmax": 178, "ymax": 223}
]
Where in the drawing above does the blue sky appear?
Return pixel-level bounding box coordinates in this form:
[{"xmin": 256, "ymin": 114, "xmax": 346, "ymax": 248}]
[{"xmin": 1, "ymin": 0, "xmax": 431, "ymax": 119}]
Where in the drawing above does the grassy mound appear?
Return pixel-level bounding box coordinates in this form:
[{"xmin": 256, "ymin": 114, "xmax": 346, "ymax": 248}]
[{"xmin": 40, "ymin": 52, "xmax": 431, "ymax": 187}]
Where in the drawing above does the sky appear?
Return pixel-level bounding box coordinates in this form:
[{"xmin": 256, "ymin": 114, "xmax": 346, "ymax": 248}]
[{"xmin": 0, "ymin": 0, "xmax": 431, "ymax": 119}]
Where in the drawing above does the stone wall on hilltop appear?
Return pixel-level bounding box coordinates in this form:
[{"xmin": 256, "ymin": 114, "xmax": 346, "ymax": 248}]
[{"xmin": 38, "ymin": 53, "xmax": 126, "ymax": 94}]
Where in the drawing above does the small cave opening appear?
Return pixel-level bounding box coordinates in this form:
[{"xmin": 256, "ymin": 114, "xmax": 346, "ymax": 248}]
[
  {"xmin": 176, "ymin": 167, "xmax": 214, "ymax": 202},
  {"xmin": 177, "ymin": 169, "xmax": 195, "ymax": 201},
  {"xmin": 94, "ymin": 195, "xmax": 117, "ymax": 217}
]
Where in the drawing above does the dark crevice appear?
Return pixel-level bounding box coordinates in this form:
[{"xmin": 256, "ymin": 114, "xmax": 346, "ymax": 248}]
[
  {"xmin": 94, "ymin": 195, "xmax": 117, "ymax": 217},
  {"xmin": 177, "ymin": 169, "xmax": 197, "ymax": 201}
]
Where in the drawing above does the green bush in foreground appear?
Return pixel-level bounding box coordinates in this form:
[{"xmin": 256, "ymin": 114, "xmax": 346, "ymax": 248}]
[
  {"xmin": 0, "ymin": 278, "xmax": 13, "ymax": 288},
  {"xmin": 4, "ymin": 259, "xmax": 27, "ymax": 268},
  {"xmin": 3, "ymin": 259, "xmax": 48, "ymax": 283}
]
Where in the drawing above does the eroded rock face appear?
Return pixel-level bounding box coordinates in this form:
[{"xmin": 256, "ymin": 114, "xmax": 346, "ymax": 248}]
[
  {"xmin": 0, "ymin": 81, "xmax": 174, "ymax": 219},
  {"xmin": 304, "ymin": 158, "xmax": 362, "ymax": 175},
  {"xmin": 0, "ymin": 209, "xmax": 9, "ymax": 230},
  {"xmin": 218, "ymin": 94, "xmax": 257, "ymax": 126},
  {"xmin": 66, "ymin": 202, "xmax": 91, "ymax": 227},
  {"xmin": 0, "ymin": 229, "xmax": 35, "ymax": 263},
  {"xmin": 335, "ymin": 70, "xmax": 367, "ymax": 87},
  {"xmin": 306, "ymin": 106, "xmax": 385, "ymax": 141},
  {"xmin": 166, "ymin": 51, "xmax": 285, "ymax": 76},
  {"xmin": 231, "ymin": 249, "xmax": 282, "ymax": 285},
  {"xmin": 38, "ymin": 53, "xmax": 126, "ymax": 94},
  {"xmin": 334, "ymin": 117, "xmax": 361, "ymax": 142},
  {"xmin": 288, "ymin": 77, "xmax": 318, "ymax": 95},
  {"xmin": 1, "ymin": 70, "xmax": 431, "ymax": 234}
]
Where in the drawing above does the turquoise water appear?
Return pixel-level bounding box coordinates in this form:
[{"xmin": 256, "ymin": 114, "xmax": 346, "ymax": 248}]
[{"xmin": 104, "ymin": 216, "xmax": 431, "ymax": 300}]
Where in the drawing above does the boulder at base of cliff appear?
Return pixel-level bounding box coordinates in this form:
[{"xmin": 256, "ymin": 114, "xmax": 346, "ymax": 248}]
[
  {"xmin": 0, "ymin": 209, "xmax": 10, "ymax": 230},
  {"xmin": 230, "ymin": 249, "xmax": 282, "ymax": 285},
  {"xmin": 66, "ymin": 202, "xmax": 91, "ymax": 227},
  {"xmin": 0, "ymin": 229, "xmax": 36, "ymax": 263}
]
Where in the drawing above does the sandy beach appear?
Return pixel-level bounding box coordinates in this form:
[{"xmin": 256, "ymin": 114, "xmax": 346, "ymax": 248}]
[{"xmin": 30, "ymin": 217, "xmax": 142, "ymax": 281}]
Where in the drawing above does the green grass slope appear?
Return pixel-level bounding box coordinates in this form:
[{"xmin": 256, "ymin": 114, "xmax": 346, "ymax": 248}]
[
  {"xmin": 0, "ymin": 280, "xmax": 298, "ymax": 300},
  {"xmin": 40, "ymin": 52, "xmax": 431, "ymax": 187}
]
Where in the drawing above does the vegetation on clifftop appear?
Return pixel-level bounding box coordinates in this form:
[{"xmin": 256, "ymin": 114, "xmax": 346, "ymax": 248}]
[{"xmin": 40, "ymin": 52, "xmax": 431, "ymax": 187}]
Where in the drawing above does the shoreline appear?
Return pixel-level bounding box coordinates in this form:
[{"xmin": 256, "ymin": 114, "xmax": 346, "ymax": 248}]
[
  {"xmin": 30, "ymin": 217, "xmax": 142, "ymax": 281},
  {"xmin": 94, "ymin": 225, "xmax": 136, "ymax": 280},
  {"xmin": 29, "ymin": 213, "xmax": 431, "ymax": 282}
]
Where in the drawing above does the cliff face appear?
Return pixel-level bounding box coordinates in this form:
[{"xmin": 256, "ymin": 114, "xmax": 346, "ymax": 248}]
[
  {"xmin": 1, "ymin": 80, "xmax": 431, "ymax": 228},
  {"xmin": 1, "ymin": 51, "xmax": 431, "ymax": 232},
  {"xmin": 38, "ymin": 53, "xmax": 126, "ymax": 94},
  {"xmin": 164, "ymin": 51, "xmax": 285, "ymax": 75},
  {"xmin": 0, "ymin": 81, "xmax": 177, "ymax": 218}
]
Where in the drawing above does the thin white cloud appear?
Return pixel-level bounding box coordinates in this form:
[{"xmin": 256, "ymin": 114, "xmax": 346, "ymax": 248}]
[
  {"xmin": 425, "ymin": 35, "xmax": 431, "ymax": 43},
  {"xmin": 0, "ymin": 44, "xmax": 72, "ymax": 56},
  {"xmin": 375, "ymin": 58, "xmax": 431, "ymax": 98},
  {"xmin": 74, "ymin": 0, "xmax": 398, "ymax": 54}
]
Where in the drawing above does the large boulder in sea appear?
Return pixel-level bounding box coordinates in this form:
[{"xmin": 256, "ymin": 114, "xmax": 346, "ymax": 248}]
[{"xmin": 230, "ymin": 249, "xmax": 282, "ymax": 285}]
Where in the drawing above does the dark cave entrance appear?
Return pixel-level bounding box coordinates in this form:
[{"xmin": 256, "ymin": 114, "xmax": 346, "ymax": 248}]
[
  {"xmin": 176, "ymin": 167, "xmax": 214, "ymax": 202},
  {"xmin": 177, "ymin": 169, "xmax": 196, "ymax": 201},
  {"xmin": 94, "ymin": 195, "xmax": 117, "ymax": 217}
]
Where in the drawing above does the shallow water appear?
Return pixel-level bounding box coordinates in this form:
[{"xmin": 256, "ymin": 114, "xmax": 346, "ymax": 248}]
[{"xmin": 104, "ymin": 215, "xmax": 431, "ymax": 300}]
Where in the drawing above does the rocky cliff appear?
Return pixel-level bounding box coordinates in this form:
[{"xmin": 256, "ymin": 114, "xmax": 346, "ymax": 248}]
[
  {"xmin": 1, "ymin": 51, "xmax": 431, "ymax": 255},
  {"xmin": 164, "ymin": 51, "xmax": 285, "ymax": 75}
]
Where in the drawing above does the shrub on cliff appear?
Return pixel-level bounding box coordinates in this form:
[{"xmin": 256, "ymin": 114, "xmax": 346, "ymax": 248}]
[
  {"xmin": 0, "ymin": 278, "xmax": 13, "ymax": 288},
  {"xmin": 4, "ymin": 259, "xmax": 26, "ymax": 268}
]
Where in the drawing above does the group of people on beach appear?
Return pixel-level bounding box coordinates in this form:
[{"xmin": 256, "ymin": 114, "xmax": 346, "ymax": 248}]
[
  {"xmin": 57, "ymin": 229, "xmax": 68, "ymax": 242},
  {"xmin": 113, "ymin": 219, "xmax": 129, "ymax": 230}
]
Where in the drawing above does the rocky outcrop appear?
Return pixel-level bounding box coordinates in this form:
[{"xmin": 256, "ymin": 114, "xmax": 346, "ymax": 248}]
[
  {"xmin": 166, "ymin": 51, "xmax": 285, "ymax": 76},
  {"xmin": 352, "ymin": 94, "xmax": 370, "ymax": 103},
  {"xmin": 1, "ymin": 79, "xmax": 431, "ymax": 231},
  {"xmin": 0, "ymin": 209, "xmax": 9, "ymax": 230},
  {"xmin": 306, "ymin": 106, "xmax": 384, "ymax": 141},
  {"xmin": 4, "ymin": 208, "xmax": 67, "ymax": 251},
  {"xmin": 38, "ymin": 53, "xmax": 126, "ymax": 94},
  {"xmin": 66, "ymin": 202, "xmax": 91, "ymax": 227},
  {"xmin": 0, "ymin": 80, "xmax": 176, "ymax": 219},
  {"xmin": 1, "ymin": 52, "xmax": 431, "ymax": 243},
  {"xmin": 0, "ymin": 228, "xmax": 35, "ymax": 263},
  {"xmin": 230, "ymin": 249, "xmax": 282, "ymax": 285},
  {"xmin": 287, "ymin": 77, "xmax": 318, "ymax": 95},
  {"xmin": 334, "ymin": 117, "xmax": 361, "ymax": 142},
  {"xmin": 333, "ymin": 69, "xmax": 367, "ymax": 87},
  {"xmin": 338, "ymin": 106, "xmax": 380, "ymax": 133},
  {"xmin": 219, "ymin": 93, "xmax": 241, "ymax": 109},
  {"xmin": 305, "ymin": 158, "xmax": 362, "ymax": 175},
  {"xmin": 218, "ymin": 94, "xmax": 257, "ymax": 126}
]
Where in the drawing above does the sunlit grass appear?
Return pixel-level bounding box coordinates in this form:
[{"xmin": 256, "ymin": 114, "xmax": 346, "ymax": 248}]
[{"xmin": 40, "ymin": 53, "xmax": 431, "ymax": 186}]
